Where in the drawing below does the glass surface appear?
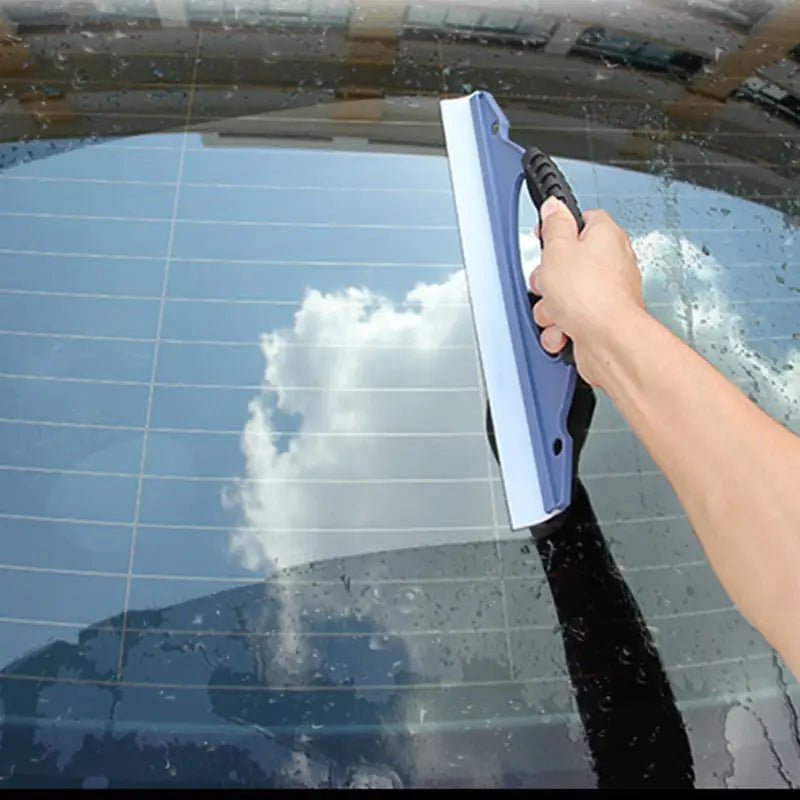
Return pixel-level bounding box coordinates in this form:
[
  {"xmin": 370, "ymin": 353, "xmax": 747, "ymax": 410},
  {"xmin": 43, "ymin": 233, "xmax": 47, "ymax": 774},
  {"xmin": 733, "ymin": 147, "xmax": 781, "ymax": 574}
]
[{"xmin": 0, "ymin": 0, "xmax": 799, "ymax": 788}]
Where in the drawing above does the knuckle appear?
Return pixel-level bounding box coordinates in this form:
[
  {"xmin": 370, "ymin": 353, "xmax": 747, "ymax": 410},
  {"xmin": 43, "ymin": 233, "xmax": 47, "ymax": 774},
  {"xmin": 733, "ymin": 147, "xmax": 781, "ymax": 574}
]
[
  {"xmin": 535, "ymin": 269, "xmax": 553, "ymax": 296},
  {"xmin": 594, "ymin": 209, "xmax": 614, "ymax": 225}
]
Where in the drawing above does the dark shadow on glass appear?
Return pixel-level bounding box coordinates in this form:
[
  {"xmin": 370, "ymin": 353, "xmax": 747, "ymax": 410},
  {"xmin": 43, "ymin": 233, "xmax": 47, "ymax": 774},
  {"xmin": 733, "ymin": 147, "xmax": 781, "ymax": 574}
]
[
  {"xmin": 0, "ymin": 586, "xmax": 413, "ymax": 788},
  {"xmin": 486, "ymin": 294, "xmax": 695, "ymax": 789}
]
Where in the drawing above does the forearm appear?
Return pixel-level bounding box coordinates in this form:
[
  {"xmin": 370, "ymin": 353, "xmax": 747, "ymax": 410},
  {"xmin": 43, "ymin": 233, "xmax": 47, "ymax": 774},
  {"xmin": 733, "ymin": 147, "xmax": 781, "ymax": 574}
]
[{"xmin": 591, "ymin": 307, "xmax": 800, "ymax": 673}]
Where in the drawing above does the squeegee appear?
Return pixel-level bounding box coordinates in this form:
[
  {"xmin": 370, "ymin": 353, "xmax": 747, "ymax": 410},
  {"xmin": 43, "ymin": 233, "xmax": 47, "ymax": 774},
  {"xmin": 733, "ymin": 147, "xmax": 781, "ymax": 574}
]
[{"xmin": 440, "ymin": 90, "xmax": 586, "ymax": 530}]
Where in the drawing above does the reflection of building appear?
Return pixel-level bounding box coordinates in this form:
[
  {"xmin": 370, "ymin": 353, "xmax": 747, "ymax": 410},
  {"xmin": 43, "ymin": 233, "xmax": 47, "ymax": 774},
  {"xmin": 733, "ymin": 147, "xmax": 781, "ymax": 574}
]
[
  {"xmin": 0, "ymin": 6, "xmax": 797, "ymax": 129},
  {"xmin": 1, "ymin": 0, "xmax": 800, "ymax": 211}
]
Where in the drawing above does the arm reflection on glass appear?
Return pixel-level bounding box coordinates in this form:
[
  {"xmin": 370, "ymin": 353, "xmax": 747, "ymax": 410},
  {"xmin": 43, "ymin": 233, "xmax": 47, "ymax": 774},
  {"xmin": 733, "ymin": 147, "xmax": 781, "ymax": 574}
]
[{"xmin": 487, "ymin": 365, "xmax": 695, "ymax": 788}]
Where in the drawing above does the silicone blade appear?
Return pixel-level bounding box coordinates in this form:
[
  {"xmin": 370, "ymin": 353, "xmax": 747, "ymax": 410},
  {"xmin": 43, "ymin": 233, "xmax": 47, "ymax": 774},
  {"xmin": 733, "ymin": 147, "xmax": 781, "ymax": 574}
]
[{"xmin": 441, "ymin": 91, "xmax": 576, "ymax": 530}]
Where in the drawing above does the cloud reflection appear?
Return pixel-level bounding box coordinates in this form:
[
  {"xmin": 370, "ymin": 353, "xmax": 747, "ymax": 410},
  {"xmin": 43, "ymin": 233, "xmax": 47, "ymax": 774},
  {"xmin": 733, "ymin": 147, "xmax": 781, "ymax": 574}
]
[{"xmin": 224, "ymin": 270, "xmax": 500, "ymax": 574}]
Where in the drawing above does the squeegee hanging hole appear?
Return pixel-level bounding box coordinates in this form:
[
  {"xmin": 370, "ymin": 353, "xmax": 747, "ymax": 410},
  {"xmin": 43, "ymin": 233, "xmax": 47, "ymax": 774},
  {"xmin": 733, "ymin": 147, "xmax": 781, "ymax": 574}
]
[
  {"xmin": 553, "ymin": 438, "xmax": 563, "ymax": 456},
  {"xmin": 491, "ymin": 121, "xmax": 500, "ymax": 134}
]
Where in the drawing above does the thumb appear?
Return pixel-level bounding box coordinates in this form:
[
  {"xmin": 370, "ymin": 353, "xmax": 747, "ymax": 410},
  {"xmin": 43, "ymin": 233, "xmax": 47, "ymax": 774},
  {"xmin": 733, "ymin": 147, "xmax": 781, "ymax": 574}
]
[{"xmin": 540, "ymin": 196, "xmax": 578, "ymax": 247}]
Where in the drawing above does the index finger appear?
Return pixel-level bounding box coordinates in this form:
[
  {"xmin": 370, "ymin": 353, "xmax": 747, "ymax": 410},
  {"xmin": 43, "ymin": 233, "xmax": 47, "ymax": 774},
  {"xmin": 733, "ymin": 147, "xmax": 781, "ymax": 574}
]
[{"xmin": 579, "ymin": 209, "xmax": 615, "ymax": 235}]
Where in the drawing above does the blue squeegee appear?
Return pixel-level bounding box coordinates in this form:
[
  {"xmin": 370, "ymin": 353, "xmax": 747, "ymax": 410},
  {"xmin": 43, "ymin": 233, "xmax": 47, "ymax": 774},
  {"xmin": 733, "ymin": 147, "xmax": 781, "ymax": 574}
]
[{"xmin": 440, "ymin": 90, "xmax": 586, "ymax": 530}]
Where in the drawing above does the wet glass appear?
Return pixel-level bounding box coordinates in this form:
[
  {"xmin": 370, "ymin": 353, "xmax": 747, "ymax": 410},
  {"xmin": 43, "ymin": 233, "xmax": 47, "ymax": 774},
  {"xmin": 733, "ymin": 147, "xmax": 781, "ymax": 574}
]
[{"xmin": 0, "ymin": 0, "xmax": 799, "ymax": 788}]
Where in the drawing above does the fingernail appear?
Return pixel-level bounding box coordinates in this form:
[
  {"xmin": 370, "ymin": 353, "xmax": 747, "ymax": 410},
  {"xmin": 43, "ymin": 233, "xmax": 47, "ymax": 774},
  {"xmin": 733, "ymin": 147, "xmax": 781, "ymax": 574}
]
[{"xmin": 540, "ymin": 196, "xmax": 562, "ymax": 221}]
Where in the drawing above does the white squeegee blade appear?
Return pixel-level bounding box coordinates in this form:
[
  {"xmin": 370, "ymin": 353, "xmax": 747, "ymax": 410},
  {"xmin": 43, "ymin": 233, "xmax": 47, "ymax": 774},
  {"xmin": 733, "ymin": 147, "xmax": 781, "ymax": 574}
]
[{"xmin": 440, "ymin": 95, "xmax": 551, "ymax": 530}]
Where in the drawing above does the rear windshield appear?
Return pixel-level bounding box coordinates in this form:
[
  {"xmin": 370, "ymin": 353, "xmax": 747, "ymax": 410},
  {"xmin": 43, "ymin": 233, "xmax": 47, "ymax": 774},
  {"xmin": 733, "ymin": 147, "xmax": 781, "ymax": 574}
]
[{"xmin": 0, "ymin": 0, "xmax": 799, "ymax": 789}]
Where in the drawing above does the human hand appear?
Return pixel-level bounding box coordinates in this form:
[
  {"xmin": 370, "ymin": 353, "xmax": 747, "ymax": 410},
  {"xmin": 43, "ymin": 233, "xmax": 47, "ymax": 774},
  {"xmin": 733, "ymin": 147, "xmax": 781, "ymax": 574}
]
[{"xmin": 529, "ymin": 197, "xmax": 646, "ymax": 387}]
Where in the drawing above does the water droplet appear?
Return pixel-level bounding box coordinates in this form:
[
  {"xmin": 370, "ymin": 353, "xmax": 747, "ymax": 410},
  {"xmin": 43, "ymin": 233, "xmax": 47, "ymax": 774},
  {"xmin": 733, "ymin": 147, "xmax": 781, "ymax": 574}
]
[
  {"xmin": 395, "ymin": 586, "xmax": 422, "ymax": 615},
  {"xmin": 71, "ymin": 69, "xmax": 90, "ymax": 89},
  {"xmin": 368, "ymin": 634, "xmax": 391, "ymax": 651},
  {"xmin": 53, "ymin": 49, "xmax": 70, "ymax": 69}
]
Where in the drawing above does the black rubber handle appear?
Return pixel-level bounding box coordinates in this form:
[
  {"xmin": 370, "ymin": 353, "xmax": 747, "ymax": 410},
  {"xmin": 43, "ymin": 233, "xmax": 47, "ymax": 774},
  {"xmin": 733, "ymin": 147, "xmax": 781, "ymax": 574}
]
[{"xmin": 522, "ymin": 147, "xmax": 585, "ymax": 366}]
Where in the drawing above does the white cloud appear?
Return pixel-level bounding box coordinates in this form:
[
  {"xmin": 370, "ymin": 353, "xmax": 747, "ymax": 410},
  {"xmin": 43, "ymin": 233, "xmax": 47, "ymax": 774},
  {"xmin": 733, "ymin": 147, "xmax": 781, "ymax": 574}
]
[{"xmin": 224, "ymin": 270, "xmax": 507, "ymax": 575}]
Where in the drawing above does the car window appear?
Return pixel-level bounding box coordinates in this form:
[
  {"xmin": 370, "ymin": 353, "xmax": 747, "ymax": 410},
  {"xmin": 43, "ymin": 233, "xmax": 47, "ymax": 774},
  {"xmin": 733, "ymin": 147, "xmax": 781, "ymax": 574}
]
[{"xmin": 0, "ymin": 0, "xmax": 799, "ymax": 789}]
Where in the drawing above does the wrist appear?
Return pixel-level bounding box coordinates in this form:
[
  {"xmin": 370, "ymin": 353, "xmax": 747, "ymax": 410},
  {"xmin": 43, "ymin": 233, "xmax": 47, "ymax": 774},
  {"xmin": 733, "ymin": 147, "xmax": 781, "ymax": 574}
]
[{"xmin": 578, "ymin": 304, "xmax": 654, "ymax": 394}]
